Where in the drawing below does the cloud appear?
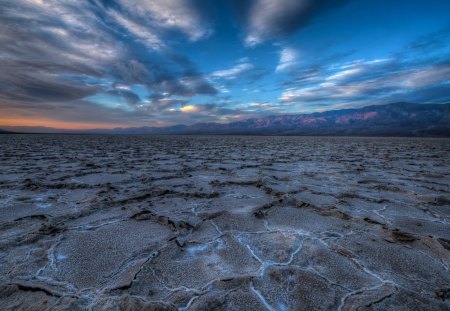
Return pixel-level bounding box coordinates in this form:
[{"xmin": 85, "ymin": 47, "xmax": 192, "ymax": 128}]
[
  {"xmin": 245, "ymin": 102, "xmax": 277, "ymax": 110},
  {"xmin": 279, "ymin": 55, "xmax": 450, "ymax": 111},
  {"xmin": 0, "ymin": 98, "xmax": 154, "ymax": 127},
  {"xmin": 109, "ymin": 10, "xmax": 165, "ymax": 50},
  {"xmin": 211, "ymin": 62, "xmax": 254, "ymax": 79},
  {"xmin": 145, "ymin": 74, "xmax": 217, "ymax": 101},
  {"xmin": 0, "ymin": 1, "xmax": 122, "ymax": 106},
  {"xmin": 180, "ymin": 105, "xmax": 200, "ymax": 113},
  {"xmin": 276, "ymin": 47, "xmax": 299, "ymax": 72},
  {"xmin": 106, "ymin": 89, "xmax": 141, "ymax": 106},
  {"xmin": 400, "ymin": 64, "xmax": 450, "ymax": 89},
  {"xmin": 113, "ymin": 0, "xmax": 213, "ymax": 42},
  {"xmin": 325, "ymin": 68, "xmax": 362, "ymax": 81},
  {"xmin": 113, "ymin": 56, "xmax": 217, "ymax": 100},
  {"xmin": 146, "ymin": 93, "xmax": 189, "ymax": 111},
  {"xmin": 106, "ymin": 0, "xmax": 214, "ymax": 51},
  {"xmin": 0, "ymin": 0, "xmax": 218, "ymax": 126},
  {"xmin": 407, "ymin": 27, "xmax": 450, "ymax": 55},
  {"xmin": 233, "ymin": 0, "xmax": 349, "ymax": 46}
]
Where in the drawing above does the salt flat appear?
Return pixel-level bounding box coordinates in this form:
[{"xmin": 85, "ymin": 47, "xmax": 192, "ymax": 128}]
[{"xmin": 0, "ymin": 135, "xmax": 449, "ymax": 310}]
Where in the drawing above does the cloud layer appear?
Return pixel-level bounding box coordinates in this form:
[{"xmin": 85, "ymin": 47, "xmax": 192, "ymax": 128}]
[{"xmin": 1, "ymin": 0, "xmax": 450, "ymax": 128}]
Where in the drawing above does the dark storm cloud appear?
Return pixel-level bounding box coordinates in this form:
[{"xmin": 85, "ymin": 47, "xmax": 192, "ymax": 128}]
[{"xmin": 232, "ymin": 0, "xmax": 350, "ymax": 45}]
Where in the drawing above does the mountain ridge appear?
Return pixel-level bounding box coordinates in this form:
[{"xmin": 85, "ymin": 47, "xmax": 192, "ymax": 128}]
[{"xmin": 1, "ymin": 102, "xmax": 449, "ymax": 136}]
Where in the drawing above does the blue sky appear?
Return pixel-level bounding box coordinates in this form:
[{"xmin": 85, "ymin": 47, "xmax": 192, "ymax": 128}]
[{"xmin": 1, "ymin": 0, "xmax": 450, "ymax": 128}]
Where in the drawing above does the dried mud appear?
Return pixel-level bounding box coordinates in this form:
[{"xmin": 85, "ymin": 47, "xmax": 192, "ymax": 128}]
[{"xmin": 0, "ymin": 135, "xmax": 449, "ymax": 310}]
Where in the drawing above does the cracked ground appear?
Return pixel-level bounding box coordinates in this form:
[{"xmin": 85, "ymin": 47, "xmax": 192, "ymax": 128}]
[{"xmin": 0, "ymin": 135, "xmax": 449, "ymax": 310}]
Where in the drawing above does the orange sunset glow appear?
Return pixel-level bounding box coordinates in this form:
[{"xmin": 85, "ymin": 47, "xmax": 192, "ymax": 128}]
[{"xmin": 0, "ymin": 117, "xmax": 119, "ymax": 130}]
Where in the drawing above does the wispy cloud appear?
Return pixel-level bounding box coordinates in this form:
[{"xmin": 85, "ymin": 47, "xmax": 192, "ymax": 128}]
[
  {"xmin": 108, "ymin": 0, "xmax": 213, "ymax": 50},
  {"xmin": 233, "ymin": 0, "xmax": 349, "ymax": 46},
  {"xmin": 276, "ymin": 47, "xmax": 299, "ymax": 72},
  {"xmin": 109, "ymin": 10, "xmax": 165, "ymax": 50},
  {"xmin": 114, "ymin": 0, "xmax": 213, "ymax": 41},
  {"xmin": 325, "ymin": 68, "xmax": 362, "ymax": 81},
  {"xmin": 280, "ymin": 55, "xmax": 450, "ymax": 111},
  {"xmin": 211, "ymin": 61, "xmax": 254, "ymax": 79}
]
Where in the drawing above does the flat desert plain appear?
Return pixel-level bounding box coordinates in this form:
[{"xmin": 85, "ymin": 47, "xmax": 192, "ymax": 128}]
[{"xmin": 0, "ymin": 135, "xmax": 449, "ymax": 310}]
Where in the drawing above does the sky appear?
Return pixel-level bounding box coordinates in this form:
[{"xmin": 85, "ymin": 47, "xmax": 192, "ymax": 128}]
[{"xmin": 1, "ymin": 0, "xmax": 450, "ymax": 129}]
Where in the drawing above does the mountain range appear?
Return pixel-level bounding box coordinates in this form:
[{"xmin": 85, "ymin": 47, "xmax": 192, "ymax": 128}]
[
  {"xmin": 0, "ymin": 129, "xmax": 14, "ymax": 134},
  {"xmin": 1, "ymin": 103, "xmax": 449, "ymax": 136}
]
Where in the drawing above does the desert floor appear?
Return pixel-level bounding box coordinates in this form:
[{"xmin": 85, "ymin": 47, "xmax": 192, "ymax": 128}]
[{"xmin": 0, "ymin": 135, "xmax": 449, "ymax": 310}]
